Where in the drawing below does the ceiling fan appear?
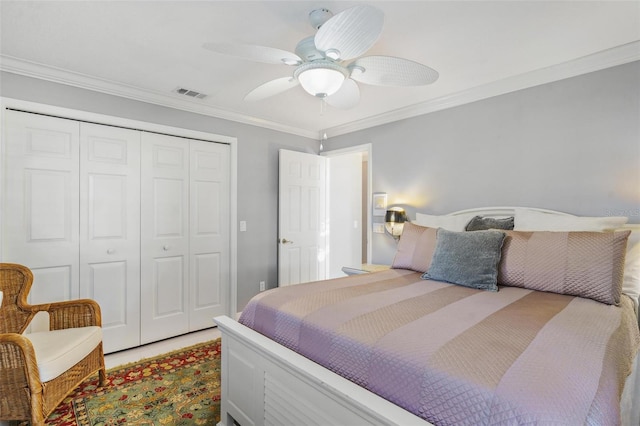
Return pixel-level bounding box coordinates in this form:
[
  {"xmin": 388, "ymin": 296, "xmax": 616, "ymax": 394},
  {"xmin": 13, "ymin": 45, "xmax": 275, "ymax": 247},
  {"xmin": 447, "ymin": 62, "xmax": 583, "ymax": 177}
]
[{"xmin": 203, "ymin": 5, "xmax": 439, "ymax": 109}]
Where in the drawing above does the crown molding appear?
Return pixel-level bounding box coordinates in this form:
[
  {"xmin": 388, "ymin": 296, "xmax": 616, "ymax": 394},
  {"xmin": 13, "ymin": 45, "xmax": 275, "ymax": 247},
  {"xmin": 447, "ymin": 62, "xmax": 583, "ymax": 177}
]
[
  {"xmin": 2, "ymin": 41, "xmax": 639, "ymax": 141},
  {"xmin": 0, "ymin": 55, "xmax": 318, "ymax": 139},
  {"xmin": 323, "ymin": 41, "xmax": 640, "ymax": 138}
]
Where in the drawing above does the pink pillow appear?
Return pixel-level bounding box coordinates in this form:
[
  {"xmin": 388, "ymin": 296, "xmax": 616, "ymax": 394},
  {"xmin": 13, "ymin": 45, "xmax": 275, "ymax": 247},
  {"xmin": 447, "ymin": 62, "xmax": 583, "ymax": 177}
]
[
  {"xmin": 391, "ymin": 222, "xmax": 437, "ymax": 273},
  {"xmin": 498, "ymin": 230, "xmax": 631, "ymax": 305}
]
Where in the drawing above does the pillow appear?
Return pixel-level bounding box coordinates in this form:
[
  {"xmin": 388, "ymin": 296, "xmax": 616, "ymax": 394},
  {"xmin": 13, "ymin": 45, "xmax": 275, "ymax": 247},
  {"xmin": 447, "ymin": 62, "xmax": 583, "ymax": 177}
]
[
  {"xmin": 465, "ymin": 215, "xmax": 514, "ymax": 231},
  {"xmin": 623, "ymin": 238, "xmax": 640, "ymax": 307},
  {"xmin": 414, "ymin": 212, "xmax": 474, "ymax": 231},
  {"xmin": 514, "ymin": 208, "xmax": 628, "ymax": 231},
  {"xmin": 422, "ymin": 228, "xmax": 507, "ymax": 291},
  {"xmin": 498, "ymin": 230, "xmax": 631, "ymax": 305},
  {"xmin": 391, "ymin": 222, "xmax": 438, "ymax": 273}
]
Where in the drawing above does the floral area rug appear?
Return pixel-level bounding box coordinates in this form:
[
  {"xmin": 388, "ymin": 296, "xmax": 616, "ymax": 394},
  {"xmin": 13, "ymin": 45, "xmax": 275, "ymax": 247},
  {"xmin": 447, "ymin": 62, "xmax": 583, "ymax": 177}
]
[{"xmin": 45, "ymin": 338, "xmax": 221, "ymax": 426}]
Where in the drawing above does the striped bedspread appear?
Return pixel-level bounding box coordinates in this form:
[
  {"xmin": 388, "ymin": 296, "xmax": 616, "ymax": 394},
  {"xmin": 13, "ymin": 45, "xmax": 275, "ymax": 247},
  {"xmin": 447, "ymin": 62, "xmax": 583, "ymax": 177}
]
[{"xmin": 239, "ymin": 269, "xmax": 640, "ymax": 425}]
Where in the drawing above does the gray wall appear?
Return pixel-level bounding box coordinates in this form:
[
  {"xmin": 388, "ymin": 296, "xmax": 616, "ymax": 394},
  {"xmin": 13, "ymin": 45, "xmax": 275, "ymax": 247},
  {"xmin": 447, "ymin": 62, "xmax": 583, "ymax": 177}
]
[
  {"xmin": 3, "ymin": 61, "xmax": 639, "ymax": 304},
  {"xmin": 325, "ymin": 61, "xmax": 640, "ymax": 264},
  {"xmin": 0, "ymin": 72, "xmax": 318, "ymax": 311}
]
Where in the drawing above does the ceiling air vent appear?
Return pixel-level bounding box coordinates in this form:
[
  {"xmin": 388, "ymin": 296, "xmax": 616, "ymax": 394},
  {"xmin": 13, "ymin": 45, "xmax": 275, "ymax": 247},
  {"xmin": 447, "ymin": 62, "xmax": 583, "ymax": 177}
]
[{"xmin": 173, "ymin": 87, "xmax": 207, "ymax": 99}]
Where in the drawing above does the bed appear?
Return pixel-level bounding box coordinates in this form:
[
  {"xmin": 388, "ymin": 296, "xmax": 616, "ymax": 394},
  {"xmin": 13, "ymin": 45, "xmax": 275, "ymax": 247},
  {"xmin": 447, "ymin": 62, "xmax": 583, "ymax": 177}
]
[{"xmin": 215, "ymin": 207, "xmax": 640, "ymax": 426}]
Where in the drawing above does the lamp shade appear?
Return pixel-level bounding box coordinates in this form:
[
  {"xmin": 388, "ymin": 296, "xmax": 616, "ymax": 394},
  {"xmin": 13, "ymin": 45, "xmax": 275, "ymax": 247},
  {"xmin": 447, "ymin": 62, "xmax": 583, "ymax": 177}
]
[
  {"xmin": 385, "ymin": 207, "xmax": 407, "ymax": 240},
  {"xmin": 294, "ymin": 61, "xmax": 347, "ymax": 98},
  {"xmin": 385, "ymin": 208, "xmax": 407, "ymax": 224}
]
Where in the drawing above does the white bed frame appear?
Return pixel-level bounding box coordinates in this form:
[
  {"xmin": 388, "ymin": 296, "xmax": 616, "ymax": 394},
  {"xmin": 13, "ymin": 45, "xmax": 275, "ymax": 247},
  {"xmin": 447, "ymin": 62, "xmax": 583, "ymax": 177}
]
[
  {"xmin": 215, "ymin": 207, "xmax": 640, "ymax": 426},
  {"xmin": 214, "ymin": 315, "xmax": 429, "ymax": 426}
]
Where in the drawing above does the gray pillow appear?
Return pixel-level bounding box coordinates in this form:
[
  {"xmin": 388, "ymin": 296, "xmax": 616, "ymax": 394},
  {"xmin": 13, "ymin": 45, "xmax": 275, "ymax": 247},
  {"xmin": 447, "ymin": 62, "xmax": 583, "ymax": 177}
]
[
  {"xmin": 422, "ymin": 228, "xmax": 507, "ymax": 291},
  {"xmin": 465, "ymin": 215, "xmax": 514, "ymax": 231}
]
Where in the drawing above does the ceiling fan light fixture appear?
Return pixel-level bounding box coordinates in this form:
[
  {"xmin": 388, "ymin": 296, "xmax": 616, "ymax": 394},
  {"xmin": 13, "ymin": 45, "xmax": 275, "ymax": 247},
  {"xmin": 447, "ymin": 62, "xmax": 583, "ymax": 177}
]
[{"xmin": 294, "ymin": 61, "xmax": 347, "ymax": 98}]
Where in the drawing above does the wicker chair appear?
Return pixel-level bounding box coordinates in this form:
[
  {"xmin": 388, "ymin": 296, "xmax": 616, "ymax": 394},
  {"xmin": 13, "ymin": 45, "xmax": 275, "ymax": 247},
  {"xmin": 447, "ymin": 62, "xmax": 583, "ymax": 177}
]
[{"xmin": 0, "ymin": 263, "xmax": 106, "ymax": 424}]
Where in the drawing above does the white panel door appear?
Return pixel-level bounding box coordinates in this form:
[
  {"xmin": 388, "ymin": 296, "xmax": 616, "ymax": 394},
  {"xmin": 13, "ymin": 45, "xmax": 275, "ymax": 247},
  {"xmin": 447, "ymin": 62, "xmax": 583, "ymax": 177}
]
[
  {"xmin": 140, "ymin": 132, "xmax": 190, "ymax": 344},
  {"xmin": 189, "ymin": 141, "xmax": 230, "ymax": 330},
  {"xmin": 278, "ymin": 149, "xmax": 327, "ymax": 286},
  {"xmin": 80, "ymin": 123, "xmax": 141, "ymax": 353},
  {"xmin": 3, "ymin": 111, "xmax": 80, "ymax": 328}
]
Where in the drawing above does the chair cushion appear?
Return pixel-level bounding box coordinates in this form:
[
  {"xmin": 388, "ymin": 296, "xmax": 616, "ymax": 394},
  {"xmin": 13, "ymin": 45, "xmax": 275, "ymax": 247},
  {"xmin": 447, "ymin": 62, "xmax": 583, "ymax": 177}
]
[{"xmin": 25, "ymin": 326, "xmax": 102, "ymax": 382}]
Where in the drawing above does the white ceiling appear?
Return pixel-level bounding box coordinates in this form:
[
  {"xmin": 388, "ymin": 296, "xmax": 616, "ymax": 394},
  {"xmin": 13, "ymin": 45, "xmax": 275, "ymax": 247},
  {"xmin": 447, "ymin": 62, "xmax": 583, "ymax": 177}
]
[{"xmin": 1, "ymin": 1, "xmax": 639, "ymax": 139}]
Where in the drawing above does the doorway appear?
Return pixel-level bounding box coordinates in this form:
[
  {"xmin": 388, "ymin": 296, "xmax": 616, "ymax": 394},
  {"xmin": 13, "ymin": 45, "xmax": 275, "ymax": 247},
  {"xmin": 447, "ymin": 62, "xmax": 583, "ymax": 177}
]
[{"xmin": 322, "ymin": 144, "xmax": 372, "ymax": 278}]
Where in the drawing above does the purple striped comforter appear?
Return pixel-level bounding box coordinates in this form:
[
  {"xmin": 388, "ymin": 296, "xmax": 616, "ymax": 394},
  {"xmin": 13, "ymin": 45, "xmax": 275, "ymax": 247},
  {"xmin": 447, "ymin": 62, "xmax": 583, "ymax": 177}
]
[{"xmin": 239, "ymin": 269, "xmax": 640, "ymax": 425}]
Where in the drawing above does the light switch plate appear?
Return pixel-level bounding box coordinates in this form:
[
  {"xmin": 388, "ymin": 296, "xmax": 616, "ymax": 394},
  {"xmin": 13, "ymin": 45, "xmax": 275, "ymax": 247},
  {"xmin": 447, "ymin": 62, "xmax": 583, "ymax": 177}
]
[
  {"xmin": 373, "ymin": 223, "xmax": 385, "ymax": 234},
  {"xmin": 240, "ymin": 221, "xmax": 247, "ymax": 232}
]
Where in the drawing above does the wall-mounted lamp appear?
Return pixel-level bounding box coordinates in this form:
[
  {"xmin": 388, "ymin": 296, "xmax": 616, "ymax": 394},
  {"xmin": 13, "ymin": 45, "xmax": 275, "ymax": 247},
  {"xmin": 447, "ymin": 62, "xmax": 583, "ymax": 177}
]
[{"xmin": 385, "ymin": 207, "xmax": 407, "ymax": 240}]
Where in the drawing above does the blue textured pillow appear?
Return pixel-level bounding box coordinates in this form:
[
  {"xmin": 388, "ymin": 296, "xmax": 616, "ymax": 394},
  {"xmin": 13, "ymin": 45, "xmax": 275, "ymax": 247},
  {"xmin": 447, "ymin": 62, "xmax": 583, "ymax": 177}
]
[
  {"xmin": 421, "ymin": 228, "xmax": 507, "ymax": 291},
  {"xmin": 465, "ymin": 215, "xmax": 514, "ymax": 231}
]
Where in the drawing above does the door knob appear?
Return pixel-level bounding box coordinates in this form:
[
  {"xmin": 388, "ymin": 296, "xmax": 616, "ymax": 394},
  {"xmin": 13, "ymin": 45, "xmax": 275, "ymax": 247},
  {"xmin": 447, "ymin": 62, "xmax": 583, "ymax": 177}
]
[
  {"xmin": 107, "ymin": 248, "xmax": 114, "ymax": 254},
  {"xmin": 280, "ymin": 238, "xmax": 293, "ymax": 244},
  {"xmin": 163, "ymin": 245, "xmax": 170, "ymax": 251}
]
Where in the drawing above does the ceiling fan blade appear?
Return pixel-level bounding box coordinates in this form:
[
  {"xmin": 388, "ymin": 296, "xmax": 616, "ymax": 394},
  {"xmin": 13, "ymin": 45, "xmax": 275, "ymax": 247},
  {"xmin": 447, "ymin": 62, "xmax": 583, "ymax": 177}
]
[
  {"xmin": 244, "ymin": 77, "xmax": 299, "ymax": 102},
  {"xmin": 314, "ymin": 5, "xmax": 384, "ymax": 61},
  {"xmin": 203, "ymin": 42, "xmax": 302, "ymax": 65},
  {"xmin": 325, "ymin": 79, "xmax": 360, "ymax": 109},
  {"xmin": 349, "ymin": 56, "xmax": 439, "ymax": 86}
]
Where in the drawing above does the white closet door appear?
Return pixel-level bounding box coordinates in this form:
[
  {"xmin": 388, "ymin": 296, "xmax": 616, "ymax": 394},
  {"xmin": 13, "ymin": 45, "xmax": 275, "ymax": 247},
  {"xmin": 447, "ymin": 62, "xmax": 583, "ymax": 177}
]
[
  {"xmin": 79, "ymin": 123, "xmax": 141, "ymax": 353},
  {"xmin": 3, "ymin": 111, "xmax": 80, "ymax": 329},
  {"xmin": 189, "ymin": 140, "xmax": 230, "ymax": 330},
  {"xmin": 140, "ymin": 132, "xmax": 190, "ymax": 343}
]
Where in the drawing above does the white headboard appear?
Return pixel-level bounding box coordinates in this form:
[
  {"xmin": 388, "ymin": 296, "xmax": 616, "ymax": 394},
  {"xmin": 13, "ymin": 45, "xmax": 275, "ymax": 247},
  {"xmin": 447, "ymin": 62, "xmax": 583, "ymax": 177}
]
[{"xmin": 447, "ymin": 206, "xmax": 574, "ymax": 218}]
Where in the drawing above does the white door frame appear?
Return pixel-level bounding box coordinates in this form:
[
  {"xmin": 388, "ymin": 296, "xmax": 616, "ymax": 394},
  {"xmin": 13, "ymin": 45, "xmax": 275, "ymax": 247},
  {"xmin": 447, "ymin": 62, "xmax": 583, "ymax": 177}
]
[
  {"xmin": 321, "ymin": 143, "xmax": 373, "ymax": 265},
  {"xmin": 0, "ymin": 97, "xmax": 239, "ymax": 317}
]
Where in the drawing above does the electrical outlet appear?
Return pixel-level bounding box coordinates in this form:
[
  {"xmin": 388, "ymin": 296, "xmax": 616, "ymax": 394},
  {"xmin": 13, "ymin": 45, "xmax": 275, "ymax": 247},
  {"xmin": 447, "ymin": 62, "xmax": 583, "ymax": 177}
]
[{"xmin": 259, "ymin": 281, "xmax": 266, "ymax": 291}]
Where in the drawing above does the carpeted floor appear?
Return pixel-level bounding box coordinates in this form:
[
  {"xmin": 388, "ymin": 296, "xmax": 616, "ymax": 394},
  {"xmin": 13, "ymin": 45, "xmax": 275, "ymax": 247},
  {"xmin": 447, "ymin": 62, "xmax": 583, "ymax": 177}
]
[{"xmin": 44, "ymin": 338, "xmax": 221, "ymax": 426}]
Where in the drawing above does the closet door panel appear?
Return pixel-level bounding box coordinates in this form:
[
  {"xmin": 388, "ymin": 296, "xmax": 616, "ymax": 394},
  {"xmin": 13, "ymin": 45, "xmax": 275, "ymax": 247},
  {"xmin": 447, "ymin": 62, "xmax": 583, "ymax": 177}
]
[
  {"xmin": 141, "ymin": 133, "xmax": 189, "ymax": 344},
  {"xmin": 154, "ymin": 178, "xmax": 186, "ymax": 236},
  {"xmin": 3, "ymin": 111, "xmax": 80, "ymax": 324},
  {"xmin": 153, "ymin": 255, "xmax": 186, "ymax": 314},
  {"xmin": 87, "ymin": 260, "xmax": 128, "ymax": 333},
  {"xmin": 189, "ymin": 141, "xmax": 230, "ymax": 330},
  {"xmin": 193, "ymin": 252, "xmax": 221, "ymax": 303},
  {"xmin": 80, "ymin": 123, "xmax": 141, "ymax": 353}
]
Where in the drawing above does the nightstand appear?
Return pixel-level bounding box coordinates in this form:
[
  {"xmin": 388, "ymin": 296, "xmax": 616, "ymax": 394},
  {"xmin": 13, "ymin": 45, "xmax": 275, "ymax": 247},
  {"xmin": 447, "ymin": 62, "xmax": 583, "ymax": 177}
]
[{"xmin": 341, "ymin": 264, "xmax": 390, "ymax": 276}]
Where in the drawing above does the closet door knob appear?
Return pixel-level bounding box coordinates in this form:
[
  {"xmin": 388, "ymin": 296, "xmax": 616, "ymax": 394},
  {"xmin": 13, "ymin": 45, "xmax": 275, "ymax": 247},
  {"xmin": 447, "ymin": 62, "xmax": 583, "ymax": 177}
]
[
  {"xmin": 107, "ymin": 248, "xmax": 114, "ymax": 254},
  {"xmin": 163, "ymin": 245, "xmax": 170, "ymax": 251}
]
